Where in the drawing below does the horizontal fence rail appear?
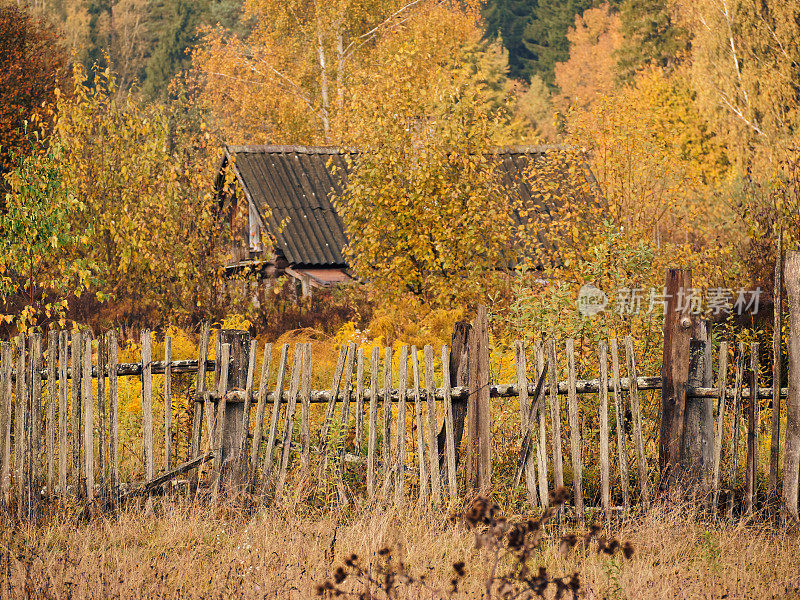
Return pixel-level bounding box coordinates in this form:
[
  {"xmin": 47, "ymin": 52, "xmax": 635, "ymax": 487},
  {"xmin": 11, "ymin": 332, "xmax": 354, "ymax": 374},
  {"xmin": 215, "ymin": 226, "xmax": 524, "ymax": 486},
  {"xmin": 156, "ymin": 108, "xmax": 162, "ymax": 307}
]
[{"xmin": 14, "ymin": 363, "xmax": 789, "ymax": 401}]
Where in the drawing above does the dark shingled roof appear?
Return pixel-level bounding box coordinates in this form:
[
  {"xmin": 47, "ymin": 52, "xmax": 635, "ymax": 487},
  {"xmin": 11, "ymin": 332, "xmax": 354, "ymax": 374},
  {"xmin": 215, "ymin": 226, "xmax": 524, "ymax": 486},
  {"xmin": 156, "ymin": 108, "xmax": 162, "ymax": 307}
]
[
  {"xmin": 224, "ymin": 145, "xmax": 354, "ymax": 267},
  {"xmin": 222, "ymin": 145, "xmax": 590, "ymax": 268}
]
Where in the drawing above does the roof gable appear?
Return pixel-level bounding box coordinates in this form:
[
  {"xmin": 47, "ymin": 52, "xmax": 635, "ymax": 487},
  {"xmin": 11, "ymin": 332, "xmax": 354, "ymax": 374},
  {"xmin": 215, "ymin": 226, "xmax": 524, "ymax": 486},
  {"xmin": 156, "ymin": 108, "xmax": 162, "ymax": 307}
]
[{"xmin": 225, "ymin": 146, "xmax": 354, "ymax": 267}]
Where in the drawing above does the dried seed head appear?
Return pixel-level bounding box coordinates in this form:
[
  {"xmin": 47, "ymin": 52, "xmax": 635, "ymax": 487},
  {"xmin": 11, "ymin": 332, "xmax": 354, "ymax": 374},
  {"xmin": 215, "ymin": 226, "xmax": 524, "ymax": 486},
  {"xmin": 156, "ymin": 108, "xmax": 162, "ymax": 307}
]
[
  {"xmin": 569, "ymin": 573, "xmax": 581, "ymax": 592},
  {"xmin": 559, "ymin": 533, "xmax": 578, "ymax": 558},
  {"xmin": 586, "ymin": 523, "xmax": 602, "ymax": 542},
  {"xmin": 549, "ymin": 486, "xmax": 570, "ymax": 505},
  {"xmin": 316, "ymin": 581, "xmax": 334, "ymax": 595},
  {"xmin": 622, "ymin": 541, "xmax": 635, "ymax": 559},
  {"xmin": 531, "ymin": 567, "xmax": 549, "ymax": 595},
  {"xmin": 465, "ymin": 496, "xmax": 499, "ymax": 527},
  {"xmin": 507, "ymin": 524, "xmax": 526, "ymax": 550},
  {"xmin": 453, "ymin": 562, "xmax": 466, "ymax": 577}
]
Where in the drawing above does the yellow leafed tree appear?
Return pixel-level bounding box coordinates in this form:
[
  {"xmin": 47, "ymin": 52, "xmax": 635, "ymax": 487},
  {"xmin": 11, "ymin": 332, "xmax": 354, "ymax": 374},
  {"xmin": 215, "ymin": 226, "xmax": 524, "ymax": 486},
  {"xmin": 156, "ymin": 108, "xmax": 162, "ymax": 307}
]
[{"xmin": 191, "ymin": 0, "xmax": 495, "ymax": 146}]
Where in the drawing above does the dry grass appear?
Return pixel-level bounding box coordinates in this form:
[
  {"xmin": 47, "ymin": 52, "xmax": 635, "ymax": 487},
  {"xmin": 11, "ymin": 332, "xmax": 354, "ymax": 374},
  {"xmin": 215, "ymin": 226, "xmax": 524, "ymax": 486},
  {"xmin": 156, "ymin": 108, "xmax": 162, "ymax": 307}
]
[{"xmin": 2, "ymin": 495, "xmax": 799, "ymax": 599}]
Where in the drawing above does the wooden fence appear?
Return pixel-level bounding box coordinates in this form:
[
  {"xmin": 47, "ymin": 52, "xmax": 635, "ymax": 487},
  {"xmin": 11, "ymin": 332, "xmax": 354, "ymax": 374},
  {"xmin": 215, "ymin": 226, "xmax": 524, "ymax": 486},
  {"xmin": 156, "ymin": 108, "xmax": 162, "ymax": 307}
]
[{"xmin": 1, "ymin": 300, "xmax": 796, "ymax": 521}]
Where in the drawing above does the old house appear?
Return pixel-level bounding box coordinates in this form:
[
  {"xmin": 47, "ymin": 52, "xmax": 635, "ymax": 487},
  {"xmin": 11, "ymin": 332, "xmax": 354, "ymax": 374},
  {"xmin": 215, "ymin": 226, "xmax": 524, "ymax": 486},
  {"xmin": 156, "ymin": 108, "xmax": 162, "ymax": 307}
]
[{"xmin": 215, "ymin": 144, "xmax": 592, "ymax": 299}]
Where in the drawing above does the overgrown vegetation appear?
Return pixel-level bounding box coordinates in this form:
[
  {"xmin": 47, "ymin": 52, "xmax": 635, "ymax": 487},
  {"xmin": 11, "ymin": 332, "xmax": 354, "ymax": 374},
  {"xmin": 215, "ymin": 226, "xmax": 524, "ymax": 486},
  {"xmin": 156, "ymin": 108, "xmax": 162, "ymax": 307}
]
[
  {"xmin": 2, "ymin": 0, "xmax": 799, "ymax": 595},
  {"xmin": 2, "ymin": 496, "xmax": 798, "ymax": 598},
  {"xmin": 3, "ymin": 0, "xmax": 797, "ymax": 343}
]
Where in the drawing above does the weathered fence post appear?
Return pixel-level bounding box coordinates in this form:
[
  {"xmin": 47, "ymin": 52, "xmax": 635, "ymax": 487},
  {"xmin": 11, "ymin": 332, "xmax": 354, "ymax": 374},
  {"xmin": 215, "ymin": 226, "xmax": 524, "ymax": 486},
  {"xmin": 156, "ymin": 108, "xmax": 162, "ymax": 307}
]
[
  {"xmin": 660, "ymin": 268, "xmax": 693, "ymax": 489},
  {"xmin": 683, "ymin": 320, "xmax": 713, "ymax": 487},
  {"xmin": 770, "ymin": 228, "xmax": 784, "ymax": 496},
  {"xmin": 661, "ymin": 269, "xmax": 716, "ymax": 495},
  {"xmin": 782, "ymin": 251, "xmax": 800, "ymax": 521},
  {"xmin": 0, "ymin": 342, "xmax": 11, "ymax": 506},
  {"xmin": 217, "ymin": 329, "xmax": 250, "ymax": 489},
  {"xmin": 70, "ymin": 331, "xmax": 81, "ymax": 493},
  {"xmin": 466, "ymin": 305, "xmax": 491, "ymax": 494}
]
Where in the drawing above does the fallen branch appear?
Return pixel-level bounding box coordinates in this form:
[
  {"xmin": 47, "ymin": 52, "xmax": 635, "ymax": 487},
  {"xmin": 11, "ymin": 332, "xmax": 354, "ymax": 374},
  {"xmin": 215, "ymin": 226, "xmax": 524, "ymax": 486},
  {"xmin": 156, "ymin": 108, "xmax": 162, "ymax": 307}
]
[{"xmin": 122, "ymin": 452, "xmax": 214, "ymax": 499}]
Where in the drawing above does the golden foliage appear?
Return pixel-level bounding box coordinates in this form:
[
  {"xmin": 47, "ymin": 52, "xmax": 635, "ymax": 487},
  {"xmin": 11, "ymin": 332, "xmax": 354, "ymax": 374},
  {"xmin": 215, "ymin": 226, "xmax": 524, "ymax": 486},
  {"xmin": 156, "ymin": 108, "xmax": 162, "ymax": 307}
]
[
  {"xmin": 554, "ymin": 3, "xmax": 622, "ymax": 109},
  {"xmin": 51, "ymin": 64, "xmax": 228, "ymax": 325}
]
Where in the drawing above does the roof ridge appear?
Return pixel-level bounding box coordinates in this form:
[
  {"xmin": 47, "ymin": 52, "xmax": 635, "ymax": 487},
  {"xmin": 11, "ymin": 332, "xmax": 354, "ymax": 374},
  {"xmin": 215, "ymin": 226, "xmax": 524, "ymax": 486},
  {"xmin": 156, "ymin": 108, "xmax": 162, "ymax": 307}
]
[
  {"xmin": 226, "ymin": 144, "xmax": 357, "ymax": 155},
  {"xmin": 226, "ymin": 144, "xmax": 577, "ymax": 156}
]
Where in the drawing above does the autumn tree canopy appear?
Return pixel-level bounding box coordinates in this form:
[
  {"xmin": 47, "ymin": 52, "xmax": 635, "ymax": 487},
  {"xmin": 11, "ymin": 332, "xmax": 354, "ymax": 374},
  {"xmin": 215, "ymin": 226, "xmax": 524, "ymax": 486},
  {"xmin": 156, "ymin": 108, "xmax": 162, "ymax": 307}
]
[
  {"xmin": 190, "ymin": 0, "xmax": 507, "ymax": 146},
  {"xmin": 0, "ymin": 4, "xmax": 67, "ymax": 177}
]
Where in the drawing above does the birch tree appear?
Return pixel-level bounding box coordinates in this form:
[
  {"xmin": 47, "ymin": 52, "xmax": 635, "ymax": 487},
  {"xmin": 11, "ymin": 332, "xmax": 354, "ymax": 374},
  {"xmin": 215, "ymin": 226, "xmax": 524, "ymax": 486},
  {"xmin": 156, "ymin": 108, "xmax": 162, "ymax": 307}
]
[
  {"xmin": 191, "ymin": 0, "xmax": 489, "ymax": 144},
  {"xmin": 676, "ymin": 0, "xmax": 800, "ymax": 163}
]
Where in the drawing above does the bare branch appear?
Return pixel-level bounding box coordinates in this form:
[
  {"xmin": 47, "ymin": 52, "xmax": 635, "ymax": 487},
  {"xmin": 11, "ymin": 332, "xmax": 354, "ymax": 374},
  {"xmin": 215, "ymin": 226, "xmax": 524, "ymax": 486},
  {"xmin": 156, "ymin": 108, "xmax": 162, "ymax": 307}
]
[
  {"xmin": 341, "ymin": 0, "xmax": 429, "ymax": 60},
  {"xmin": 718, "ymin": 90, "xmax": 767, "ymax": 137}
]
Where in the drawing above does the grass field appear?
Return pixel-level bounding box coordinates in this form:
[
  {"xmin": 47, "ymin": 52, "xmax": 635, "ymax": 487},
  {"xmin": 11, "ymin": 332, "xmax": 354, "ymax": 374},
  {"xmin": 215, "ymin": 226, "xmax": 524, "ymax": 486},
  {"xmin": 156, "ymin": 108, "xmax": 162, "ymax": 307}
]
[{"xmin": 3, "ymin": 495, "xmax": 799, "ymax": 599}]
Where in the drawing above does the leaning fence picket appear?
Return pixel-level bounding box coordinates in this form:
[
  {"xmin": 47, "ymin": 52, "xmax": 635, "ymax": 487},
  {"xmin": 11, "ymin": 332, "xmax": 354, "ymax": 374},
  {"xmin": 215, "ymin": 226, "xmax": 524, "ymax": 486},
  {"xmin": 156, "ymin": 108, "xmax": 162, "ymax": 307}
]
[
  {"xmin": 207, "ymin": 331, "xmax": 221, "ymax": 450},
  {"xmin": 299, "ymin": 343, "xmax": 312, "ymax": 471},
  {"xmin": 28, "ymin": 335, "xmax": 40, "ymax": 499},
  {"xmin": 599, "ymin": 340, "xmax": 610, "ymax": 521},
  {"xmin": 746, "ymin": 342, "xmax": 759, "ymax": 515},
  {"xmin": 727, "ymin": 341, "xmax": 745, "ymax": 519},
  {"xmin": 83, "ymin": 334, "xmax": 94, "ymax": 501},
  {"xmin": 1, "ymin": 342, "xmax": 11, "ymax": 504},
  {"xmin": 264, "ymin": 344, "xmax": 289, "ymax": 492},
  {"xmin": 46, "ymin": 331, "xmax": 57, "ymax": 497},
  {"xmin": 712, "ymin": 341, "xmax": 728, "ymax": 512},
  {"xmin": 566, "ymin": 339, "xmax": 584, "ymax": 519},
  {"xmin": 31, "ymin": 334, "xmax": 42, "ymax": 497},
  {"xmin": 412, "ymin": 347, "xmax": 429, "ymax": 504},
  {"xmin": 70, "ymin": 331, "xmax": 80, "ymax": 489},
  {"xmin": 318, "ymin": 345, "xmax": 346, "ymax": 478},
  {"xmin": 394, "ymin": 345, "xmax": 408, "ymax": 504},
  {"xmin": 98, "ymin": 333, "xmax": 106, "ymax": 489},
  {"xmin": 141, "ymin": 330, "xmax": 154, "ymax": 482},
  {"xmin": 425, "ymin": 345, "xmax": 442, "ymax": 505},
  {"xmin": 625, "ymin": 336, "xmax": 649, "ymax": 505},
  {"xmin": 58, "ymin": 332, "xmax": 68, "ymax": 496},
  {"xmin": 442, "ymin": 345, "xmax": 457, "ymax": 501},
  {"xmin": 355, "ymin": 348, "xmax": 365, "ymax": 452},
  {"xmin": 366, "ymin": 347, "xmax": 379, "ymax": 498},
  {"xmin": 770, "ymin": 229, "xmax": 783, "ymax": 495},
  {"xmin": 610, "ymin": 339, "xmax": 629, "ymax": 512},
  {"xmin": 381, "ymin": 347, "xmax": 393, "ymax": 500},
  {"xmin": 336, "ymin": 343, "xmax": 356, "ymax": 505},
  {"xmin": 534, "ymin": 345, "xmax": 548, "ymax": 510},
  {"xmin": 515, "ymin": 342, "xmax": 536, "ymax": 506},
  {"xmin": 108, "ymin": 331, "xmax": 119, "ymax": 491},
  {"xmin": 164, "ymin": 336, "xmax": 173, "ymax": 473},
  {"xmin": 190, "ymin": 322, "xmax": 210, "ymax": 468},
  {"xmin": 275, "ymin": 343, "xmax": 302, "ymax": 502},
  {"xmin": 211, "ymin": 343, "xmax": 231, "ymax": 497},
  {"xmin": 547, "ymin": 340, "xmax": 564, "ymax": 490},
  {"xmin": 16, "ymin": 334, "xmax": 27, "ymax": 513},
  {"xmin": 238, "ymin": 339, "xmax": 258, "ymax": 480},
  {"xmin": 250, "ymin": 343, "xmax": 273, "ymax": 487}
]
